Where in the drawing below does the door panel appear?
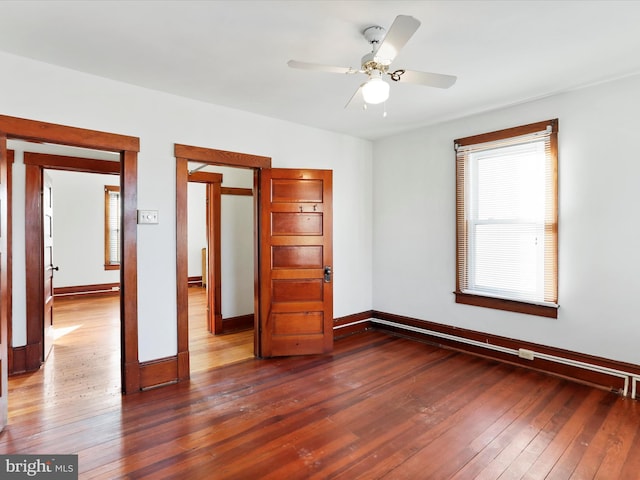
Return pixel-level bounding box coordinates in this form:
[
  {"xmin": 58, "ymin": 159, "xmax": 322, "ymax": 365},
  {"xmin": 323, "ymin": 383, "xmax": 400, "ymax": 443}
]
[
  {"xmin": 272, "ymin": 212, "xmax": 323, "ymax": 235},
  {"xmin": 272, "ymin": 279, "xmax": 323, "ymax": 302},
  {"xmin": 260, "ymin": 168, "xmax": 332, "ymax": 357},
  {"xmin": 43, "ymin": 173, "xmax": 54, "ymax": 360},
  {"xmin": 271, "ymin": 178, "xmax": 324, "ymax": 202},
  {"xmin": 272, "ymin": 312, "xmax": 324, "ymax": 334},
  {"xmin": 272, "ymin": 246, "xmax": 323, "ymax": 268}
]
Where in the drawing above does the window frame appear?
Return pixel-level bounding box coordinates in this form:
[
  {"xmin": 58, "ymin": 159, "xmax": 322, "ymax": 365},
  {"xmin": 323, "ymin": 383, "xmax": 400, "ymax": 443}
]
[
  {"xmin": 104, "ymin": 184, "xmax": 121, "ymax": 270},
  {"xmin": 454, "ymin": 119, "xmax": 559, "ymax": 318}
]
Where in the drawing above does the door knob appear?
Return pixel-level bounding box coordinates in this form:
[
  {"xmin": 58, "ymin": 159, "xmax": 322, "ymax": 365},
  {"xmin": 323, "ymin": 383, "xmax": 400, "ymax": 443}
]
[{"xmin": 324, "ymin": 265, "xmax": 332, "ymax": 283}]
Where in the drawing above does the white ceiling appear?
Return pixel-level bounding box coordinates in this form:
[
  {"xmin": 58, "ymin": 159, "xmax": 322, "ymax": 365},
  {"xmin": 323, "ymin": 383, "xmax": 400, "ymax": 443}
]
[{"xmin": 1, "ymin": 1, "xmax": 640, "ymax": 140}]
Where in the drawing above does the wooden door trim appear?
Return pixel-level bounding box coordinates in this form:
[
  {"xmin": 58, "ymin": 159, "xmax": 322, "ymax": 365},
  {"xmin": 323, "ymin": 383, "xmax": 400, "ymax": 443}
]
[
  {"xmin": 221, "ymin": 187, "xmax": 253, "ymax": 196},
  {"xmin": 175, "ymin": 144, "xmax": 270, "ymax": 169},
  {"xmin": 24, "ymin": 152, "xmax": 120, "ymax": 174},
  {"xmin": 0, "ymin": 139, "xmax": 8, "ymax": 426},
  {"xmin": 6, "ymin": 151, "xmax": 13, "ymax": 377},
  {"xmin": 188, "ymin": 171, "xmax": 222, "ymax": 184},
  {"xmin": 0, "ymin": 115, "xmax": 141, "ymax": 394},
  {"xmin": 206, "ymin": 181, "xmax": 223, "ymax": 333},
  {"xmin": 175, "ymin": 157, "xmax": 190, "ymax": 379},
  {"xmin": 0, "ymin": 114, "xmax": 139, "ymax": 152},
  {"xmin": 175, "ymin": 146, "xmax": 270, "ymax": 380}
]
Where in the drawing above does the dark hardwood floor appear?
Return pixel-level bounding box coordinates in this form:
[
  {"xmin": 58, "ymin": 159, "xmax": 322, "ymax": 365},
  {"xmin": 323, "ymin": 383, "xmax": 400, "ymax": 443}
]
[{"xmin": 3, "ymin": 290, "xmax": 640, "ymax": 479}]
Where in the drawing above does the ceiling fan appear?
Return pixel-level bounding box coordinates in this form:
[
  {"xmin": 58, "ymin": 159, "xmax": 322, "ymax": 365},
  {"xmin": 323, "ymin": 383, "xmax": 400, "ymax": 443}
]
[{"xmin": 287, "ymin": 15, "xmax": 457, "ymax": 109}]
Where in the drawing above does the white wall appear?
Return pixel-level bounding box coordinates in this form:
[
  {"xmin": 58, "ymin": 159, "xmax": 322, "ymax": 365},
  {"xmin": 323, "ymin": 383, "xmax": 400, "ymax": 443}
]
[
  {"xmin": 373, "ymin": 73, "xmax": 640, "ymax": 365},
  {"xmin": 2, "ymin": 51, "xmax": 373, "ymax": 361},
  {"xmin": 187, "ymin": 183, "xmax": 207, "ymax": 278},
  {"xmin": 194, "ymin": 165, "xmax": 255, "ymax": 317},
  {"xmin": 221, "ymin": 195, "xmax": 254, "ymax": 317},
  {"xmin": 46, "ymin": 170, "xmax": 120, "ymax": 288},
  {"xmin": 187, "ymin": 180, "xmax": 254, "ymax": 318}
]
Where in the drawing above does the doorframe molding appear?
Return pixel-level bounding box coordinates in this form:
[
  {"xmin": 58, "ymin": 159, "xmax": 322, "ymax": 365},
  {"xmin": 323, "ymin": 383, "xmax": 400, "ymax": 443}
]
[
  {"xmin": 175, "ymin": 144, "xmax": 271, "ymax": 382},
  {"xmin": 0, "ymin": 115, "xmax": 141, "ymax": 394}
]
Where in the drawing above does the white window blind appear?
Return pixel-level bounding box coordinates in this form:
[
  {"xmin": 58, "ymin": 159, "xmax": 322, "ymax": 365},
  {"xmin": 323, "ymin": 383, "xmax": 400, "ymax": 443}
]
[
  {"xmin": 455, "ymin": 119, "xmax": 558, "ymax": 314},
  {"xmin": 105, "ymin": 186, "xmax": 120, "ymax": 267}
]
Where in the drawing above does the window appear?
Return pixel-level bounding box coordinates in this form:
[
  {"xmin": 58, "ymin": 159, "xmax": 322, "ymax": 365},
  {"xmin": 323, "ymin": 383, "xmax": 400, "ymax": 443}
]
[
  {"xmin": 104, "ymin": 185, "xmax": 120, "ymax": 270},
  {"xmin": 455, "ymin": 119, "xmax": 558, "ymax": 318}
]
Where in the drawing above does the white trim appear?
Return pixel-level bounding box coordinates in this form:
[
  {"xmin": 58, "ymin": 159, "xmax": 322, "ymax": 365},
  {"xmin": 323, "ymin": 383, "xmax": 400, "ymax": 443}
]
[
  {"xmin": 333, "ymin": 318, "xmax": 372, "ymax": 330},
  {"xmin": 373, "ymin": 318, "xmax": 632, "ymax": 397}
]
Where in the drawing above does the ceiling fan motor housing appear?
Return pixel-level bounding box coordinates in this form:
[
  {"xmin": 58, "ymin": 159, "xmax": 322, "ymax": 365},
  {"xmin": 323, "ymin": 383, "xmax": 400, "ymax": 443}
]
[
  {"xmin": 361, "ymin": 52, "xmax": 390, "ymax": 74},
  {"xmin": 362, "ymin": 25, "xmax": 393, "ymax": 69},
  {"xmin": 363, "ymin": 25, "xmax": 386, "ymax": 45}
]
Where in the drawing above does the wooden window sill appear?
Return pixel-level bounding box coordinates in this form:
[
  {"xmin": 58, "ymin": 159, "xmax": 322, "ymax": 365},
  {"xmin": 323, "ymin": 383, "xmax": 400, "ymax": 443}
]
[{"xmin": 455, "ymin": 291, "xmax": 558, "ymax": 318}]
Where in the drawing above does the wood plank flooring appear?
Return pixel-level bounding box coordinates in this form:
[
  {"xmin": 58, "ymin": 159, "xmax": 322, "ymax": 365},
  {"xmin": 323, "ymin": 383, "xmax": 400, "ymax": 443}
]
[
  {"xmin": 3, "ymin": 290, "xmax": 640, "ymax": 479},
  {"xmin": 185, "ymin": 287, "xmax": 254, "ymax": 373}
]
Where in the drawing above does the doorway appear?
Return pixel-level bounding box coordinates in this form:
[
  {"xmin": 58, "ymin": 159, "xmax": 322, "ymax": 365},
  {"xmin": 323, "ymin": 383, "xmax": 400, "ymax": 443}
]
[
  {"xmin": 23, "ymin": 151, "xmax": 121, "ymax": 384},
  {"xmin": 188, "ymin": 166, "xmax": 255, "ymax": 335},
  {"xmin": 186, "ymin": 166, "xmax": 255, "ymax": 371},
  {"xmin": 0, "ymin": 115, "xmax": 141, "ymax": 411},
  {"xmin": 175, "ymin": 145, "xmax": 270, "ymax": 380},
  {"xmin": 45, "ymin": 167, "xmax": 122, "ymax": 395},
  {"xmin": 175, "ymin": 143, "xmax": 334, "ymax": 376}
]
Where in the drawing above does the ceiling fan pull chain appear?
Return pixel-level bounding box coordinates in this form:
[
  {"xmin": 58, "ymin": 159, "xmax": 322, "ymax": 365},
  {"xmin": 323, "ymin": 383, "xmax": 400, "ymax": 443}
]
[{"xmin": 390, "ymin": 69, "xmax": 405, "ymax": 82}]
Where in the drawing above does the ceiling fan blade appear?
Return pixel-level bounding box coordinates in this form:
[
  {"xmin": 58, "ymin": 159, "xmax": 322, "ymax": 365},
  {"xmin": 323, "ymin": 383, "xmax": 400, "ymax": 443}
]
[
  {"xmin": 395, "ymin": 69, "xmax": 457, "ymax": 89},
  {"xmin": 287, "ymin": 60, "xmax": 360, "ymax": 75},
  {"xmin": 344, "ymin": 84, "xmax": 366, "ymax": 109},
  {"xmin": 374, "ymin": 15, "xmax": 421, "ymax": 65}
]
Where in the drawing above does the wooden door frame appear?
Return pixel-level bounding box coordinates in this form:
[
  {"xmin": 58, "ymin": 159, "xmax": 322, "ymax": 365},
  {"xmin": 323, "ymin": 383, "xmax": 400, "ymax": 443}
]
[
  {"xmin": 0, "ymin": 115, "xmax": 141, "ymax": 395},
  {"xmin": 4, "ymin": 151, "xmax": 13, "ymax": 395},
  {"xmin": 175, "ymin": 144, "xmax": 271, "ymax": 381},
  {"xmin": 188, "ymin": 171, "xmax": 223, "ymax": 333}
]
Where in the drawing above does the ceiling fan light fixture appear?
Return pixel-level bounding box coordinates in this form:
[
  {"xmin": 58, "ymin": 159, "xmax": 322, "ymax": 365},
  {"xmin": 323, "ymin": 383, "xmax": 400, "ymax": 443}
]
[{"xmin": 362, "ymin": 75, "xmax": 390, "ymax": 104}]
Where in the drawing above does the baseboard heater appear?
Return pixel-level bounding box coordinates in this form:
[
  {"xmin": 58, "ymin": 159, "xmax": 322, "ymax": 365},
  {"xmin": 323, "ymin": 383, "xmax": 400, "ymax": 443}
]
[{"xmin": 372, "ymin": 318, "xmax": 640, "ymax": 399}]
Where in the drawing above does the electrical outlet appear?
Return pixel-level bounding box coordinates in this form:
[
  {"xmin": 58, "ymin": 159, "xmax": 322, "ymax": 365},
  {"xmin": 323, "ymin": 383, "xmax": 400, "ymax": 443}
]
[
  {"xmin": 137, "ymin": 210, "xmax": 159, "ymax": 224},
  {"xmin": 518, "ymin": 348, "xmax": 535, "ymax": 361}
]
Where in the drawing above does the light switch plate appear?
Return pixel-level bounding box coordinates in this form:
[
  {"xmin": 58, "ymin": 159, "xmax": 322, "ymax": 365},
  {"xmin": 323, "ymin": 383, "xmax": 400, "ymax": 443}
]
[{"xmin": 137, "ymin": 210, "xmax": 159, "ymax": 224}]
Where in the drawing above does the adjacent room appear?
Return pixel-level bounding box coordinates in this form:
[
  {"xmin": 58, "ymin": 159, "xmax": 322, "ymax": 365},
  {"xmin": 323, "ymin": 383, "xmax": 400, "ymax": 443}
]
[{"xmin": 1, "ymin": 1, "xmax": 640, "ymax": 478}]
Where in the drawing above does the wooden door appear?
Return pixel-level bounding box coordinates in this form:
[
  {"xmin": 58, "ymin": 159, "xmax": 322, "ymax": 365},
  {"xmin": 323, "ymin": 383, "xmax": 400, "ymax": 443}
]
[
  {"xmin": 259, "ymin": 168, "xmax": 333, "ymax": 357},
  {"xmin": 43, "ymin": 172, "xmax": 55, "ymax": 360}
]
